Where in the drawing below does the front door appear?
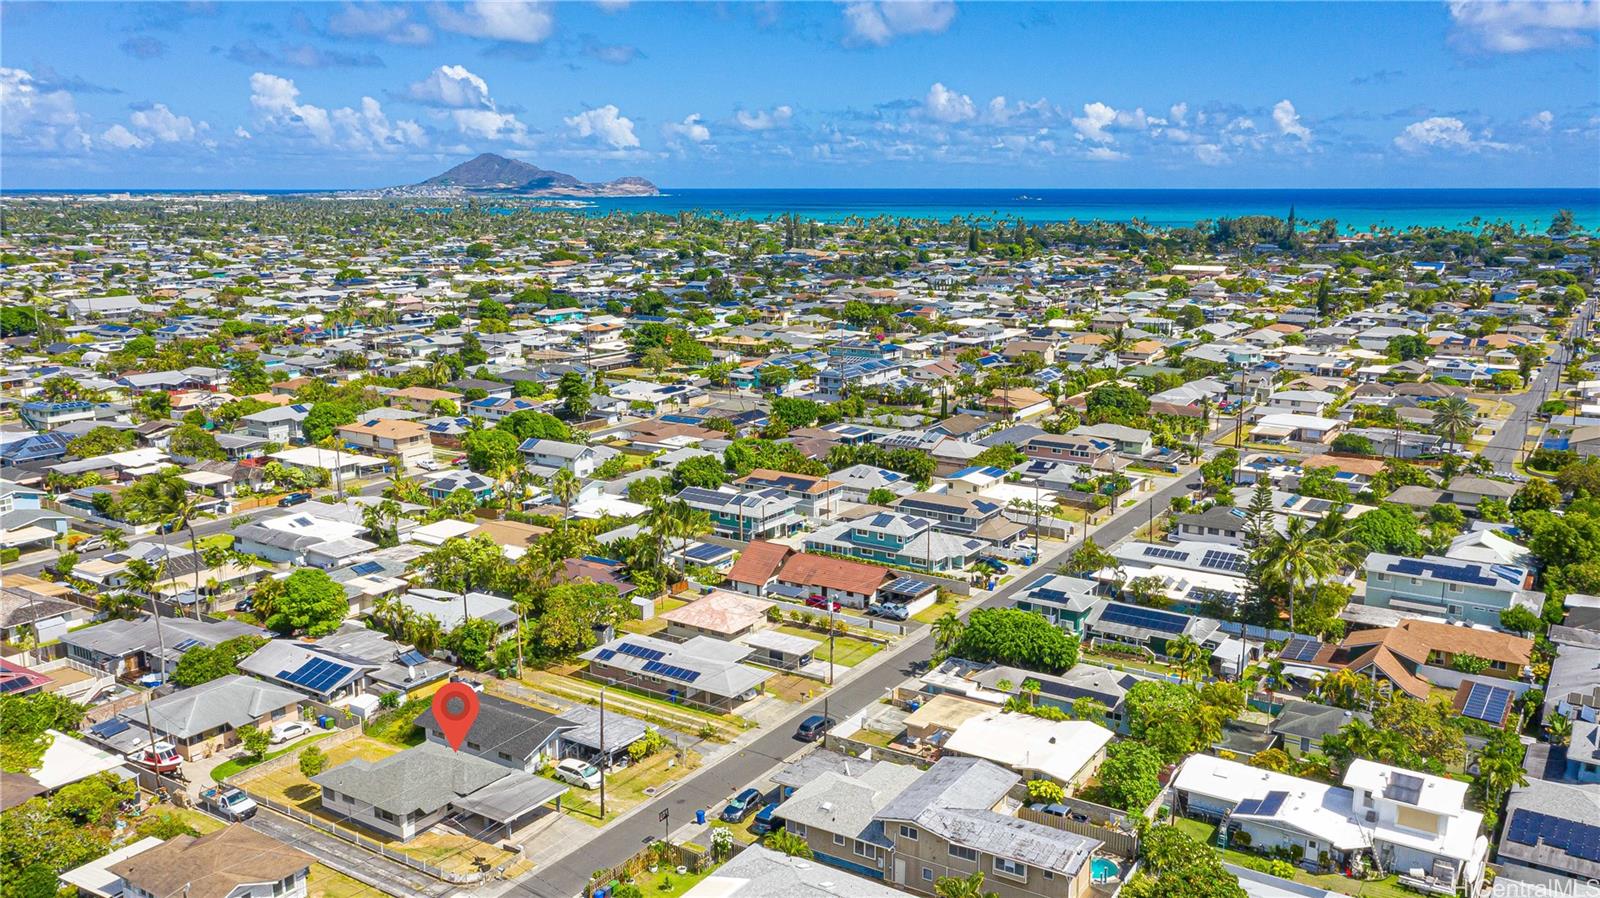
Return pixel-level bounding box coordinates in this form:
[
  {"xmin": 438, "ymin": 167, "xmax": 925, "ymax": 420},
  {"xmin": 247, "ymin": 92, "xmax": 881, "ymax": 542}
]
[{"xmin": 893, "ymin": 858, "xmax": 906, "ymax": 885}]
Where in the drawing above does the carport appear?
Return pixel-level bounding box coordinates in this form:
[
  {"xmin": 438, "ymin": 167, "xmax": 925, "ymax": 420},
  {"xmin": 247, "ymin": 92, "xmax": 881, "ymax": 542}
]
[{"xmin": 450, "ymin": 773, "xmax": 569, "ymax": 842}]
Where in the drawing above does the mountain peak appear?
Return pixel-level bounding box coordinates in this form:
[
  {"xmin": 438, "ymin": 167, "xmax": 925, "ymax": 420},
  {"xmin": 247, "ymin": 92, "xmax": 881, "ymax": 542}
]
[{"xmin": 416, "ymin": 153, "xmax": 657, "ymax": 197}]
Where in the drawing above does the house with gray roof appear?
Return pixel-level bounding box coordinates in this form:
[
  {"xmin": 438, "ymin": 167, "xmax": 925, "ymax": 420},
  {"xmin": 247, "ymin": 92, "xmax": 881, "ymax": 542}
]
[
  {"xmin": 99, "ymin": 674, "xmax": 301, "ymax": 761},
  {"xmin": 62, "ymin": 616, "xmax": 267, "ymax": 678},
  {"xmin": 578, "ymin": 633, "xmax": 772, "ymax": 712},
  {"xmin": 774, "ymin": 760, "xmax": 923, "ymax": 880},
  {"xmin": 312, "ymin": 741, "xmax": 566, "ymax": 841},
  {"xmin": 680, "ymin": 844, "xmax": 911, "ymax": 898}
]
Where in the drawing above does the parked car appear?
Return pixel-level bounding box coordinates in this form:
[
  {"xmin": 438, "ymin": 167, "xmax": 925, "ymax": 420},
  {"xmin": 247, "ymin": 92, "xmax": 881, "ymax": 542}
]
[
  {"xmin": 269, "ymin": 721, "xmax": 312, "ymax": 744},
  {"xmin": 554, "ymin": 758, "xmax": 602, "ymax": 790},
  {"xmin": 200, "ymin": 786, "xmax": 258, "ymax": 821},
  {"xmin": 720, "ymin": 787, "xmax": 764, "ymax": 823},
  {"xmin": 752, "ymin": 800, "xmax": 782, "ymax": 835},
  {"xmin": 795, "ymin": 715, "xmax": 835, "ymax": 741},
  {"xmin": 977, "ymin": 557, "xmax": 1010, "ymax": 573},
  {"xmin": 277, "ymin": 491, "xmax": 312, "ymax": 508},
  {"xmin": 805, "ymin": 595, "xmax": 842, "ymax": 612},
  {"xmin": 877, "ymin": 603, "xmax": 909, "ymax": 621}
]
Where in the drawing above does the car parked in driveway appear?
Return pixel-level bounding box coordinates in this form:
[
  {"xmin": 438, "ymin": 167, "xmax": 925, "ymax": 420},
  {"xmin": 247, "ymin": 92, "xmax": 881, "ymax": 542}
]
[
  {"xmin": 200, "ymin": 786, "xmax": 258, "ymax": 821},
  {"xmin": 269, "ymin": 721, "xmax": 312, "ymax": 744},
  {"xmin": 752, "ymin": 800, "xmax": 782, "ymax": 835},
  {"xmin": 555, "ymin": 758, "xmax": 602, "ymax": 790},
  {"xmin": 805, "ymin": 595, "xmax": 842, "ymax": 612},
  {"xmin": 720, "ymin": 787, "xmax": 764, "ymax": 823}
]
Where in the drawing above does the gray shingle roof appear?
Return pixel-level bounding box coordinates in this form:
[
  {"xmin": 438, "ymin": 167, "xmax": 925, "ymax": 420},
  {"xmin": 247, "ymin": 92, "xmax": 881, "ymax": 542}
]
[{"xmin": 311, "ymin": 741, "xmax": 509, "ymax": 817}]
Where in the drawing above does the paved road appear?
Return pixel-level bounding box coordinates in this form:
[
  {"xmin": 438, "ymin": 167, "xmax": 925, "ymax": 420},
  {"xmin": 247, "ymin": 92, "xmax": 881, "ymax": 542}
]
[
  {"xmin": 505, "ymin": 471, "xmax": 1202, "ymax": 898},
  {"xmin": 1481, "ymin": 300, "xmax": 1592, "ymax": 474}
]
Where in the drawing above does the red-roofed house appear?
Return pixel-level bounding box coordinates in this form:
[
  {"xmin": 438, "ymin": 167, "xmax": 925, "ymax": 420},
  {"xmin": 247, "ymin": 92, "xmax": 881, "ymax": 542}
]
[
  {"xmin": 775, "ymin": 553, "xmax": 895, "ymax": 608},
  {"xmin": 727, "ymin": 540, "xmax": 794, "ymax": 597}
]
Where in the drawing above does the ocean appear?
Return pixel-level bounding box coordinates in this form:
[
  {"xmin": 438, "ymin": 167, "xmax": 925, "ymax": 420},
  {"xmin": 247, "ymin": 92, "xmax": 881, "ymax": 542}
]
[
  {"xmin": 9, "ymin": 187, "xmax": 1598, "ymax": 232},
  {"xmin": 574, "ymin": 188, "xmax": 1600, "ymax": 232}
]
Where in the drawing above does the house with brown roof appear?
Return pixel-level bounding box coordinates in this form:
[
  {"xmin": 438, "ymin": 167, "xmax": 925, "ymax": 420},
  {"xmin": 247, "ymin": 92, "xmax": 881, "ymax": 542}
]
[
  {"xmin": 660, "ymin": 590, "xmax": 773, "ymax": 641},
  {"xmin": 336, "ymin": 417, "xmax": 431, "ymax": 472},
  {"xmin": 1310, "ymin": 619, "xmax": 1533, "ymax": 701},
  {"xmin": 109, "ymin": 825, "xmax": 313, "ymax": 898},
  {"xmin": 981, "ymin": 387, "xmax": 1051, "ymax": 422},
  {"xmin": 726, "ymin": 540, "xmax": 794, "ymax": 597},
  {"xmin": 386, "ymin": 385, "xmax": 462, "ymax": 414},
  {"xmin": 774, "ymin": 552, "xmax": 895, "ymax": 608}
]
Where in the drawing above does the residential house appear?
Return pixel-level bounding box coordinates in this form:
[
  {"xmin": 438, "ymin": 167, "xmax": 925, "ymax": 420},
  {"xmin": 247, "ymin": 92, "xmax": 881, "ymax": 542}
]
[
  {"xmin": 773, "ymin": 552, "xmax": 895, "ymax": 609},
  {"xmin": 942, "ymin": 710, "xmax": 1113, "ymax": 791},
  {"xmin": 106, "ymin": 826, "xmax": 313, "ymax": 898},
  {"xmin": 99, "ymin": 674, "xmax": 302, "ymax": 761},
  {"xmin": 1361, "ymin": 553, "xmax": 1539, "ymax": 628},
  {"xmin": 336, "ymin": 418, "xmax": 431, "ymax": 472},
  {"xmin": 805, "ymin": 511, "xmax": 985, "ymax": 573},
  {"xmin": 677, "ymin": 486, "xmax": 803, "ymax": 541},
  {"xmin": 578, "ymin": 633, "xmax": 772, "ymax": 712}
]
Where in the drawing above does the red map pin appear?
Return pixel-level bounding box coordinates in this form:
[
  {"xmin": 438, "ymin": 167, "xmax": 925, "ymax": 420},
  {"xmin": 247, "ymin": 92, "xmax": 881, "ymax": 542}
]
[{"xmin": 432, "ymin": 682, "xmax": 480, "ymax": 752}]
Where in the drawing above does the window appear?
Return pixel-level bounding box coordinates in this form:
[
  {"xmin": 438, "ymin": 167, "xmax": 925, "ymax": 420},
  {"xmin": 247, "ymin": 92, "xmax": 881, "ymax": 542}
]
[
  {"xmin": 922, "ymin": 868, "xmax": 934, "ymax": 883},
  {"xmin": 787, "ymin": 822, "xmax": 806, "ymax": 838},
  {"xmin": 949, "ymin": 844, "xmax": 978, "ymax": 862},
  {"xmin": 834, "ymin": 833, "xmax": 846, "ymax": 846},
  {"xmin": 1043, "ymin": 871, "xmax": 1054, "ymax": 880},
  {"xmin": 854, "ymin": 840, "xmax": 875, "ymax": 860},
  {"xmin": 899, "ymin": 825, "xmax": 919, "ymax": 841},
  {"xmin": 994, "ymin": 857, "xmax": 1027, "ymax": 880}
]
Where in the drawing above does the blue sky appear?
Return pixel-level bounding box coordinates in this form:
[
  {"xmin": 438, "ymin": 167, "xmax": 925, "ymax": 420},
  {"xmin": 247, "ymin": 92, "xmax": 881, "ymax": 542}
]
[{"xmin": 3, "ymin": 1, "xmax": 1598, "ymax": 189}]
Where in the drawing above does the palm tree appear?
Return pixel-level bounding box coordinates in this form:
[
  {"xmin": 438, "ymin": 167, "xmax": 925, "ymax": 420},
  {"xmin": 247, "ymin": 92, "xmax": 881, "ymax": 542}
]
[
  {"xmin": 1547, "ymin": 711, "xmax": 1573, "ymax": 747},
  {"xmin": 934, "ymin": 871, "xmax": 999, "ymax": 898},
  {"xmin": 932, "ymin": 611, "xmax": 964, "ymax": 658},
  {"xmin": 1431, "ymin": 396, "xmax": 1476, "ymax": 456},
  {"xmin": 761, "ymin": 829, "xmax": 814, "ymax": 859},
  {"xmin": 124, "ymin": 467, "xmax": 205, "ymax": 618},
  {"xmin": 1168, "ymin": 635, "xmax": 1210, "ymax": 684},
  {"xmin": 1020, "ymin": 678, "xmax": 1041, "ymax": 707},
  {"xmin": 1254, "ymin": 516, "xmax": 1341, "ymax": 633},
  {"xmin": 551, "ymin": 467, "xmax": 580, "ymax": 521},
  {"xmin": 319, "ymin": 435, "xmax": 346, "ymax": 500},
  {"xmin": 100, "ymin": 527, "xmax": 128, "ymax": 553},
  {"xmin": 669, "ymin": 499, "xmax": 711, "ymax": 573}
]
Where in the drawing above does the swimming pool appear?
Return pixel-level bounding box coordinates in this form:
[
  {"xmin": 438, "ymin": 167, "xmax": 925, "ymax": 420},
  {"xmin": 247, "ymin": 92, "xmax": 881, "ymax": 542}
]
[{"xmin": 1091, "ymin": 858, "xmax": 1121, "ymax": 882}]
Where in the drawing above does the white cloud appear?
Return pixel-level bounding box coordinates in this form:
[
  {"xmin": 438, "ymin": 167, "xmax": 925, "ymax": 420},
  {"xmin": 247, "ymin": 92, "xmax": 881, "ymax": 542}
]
[
  {"xmin": 1085, "ymin": 146, "xmax": 1127, "ymax": 162},
  {"xmin": 1194, "ymin": 143, "xmax": 1228, "ymax": 165},
  {"xmin": 129, "ymin": 103, "xmax": 201, "ymax": 143},
  {"xmin": 249, "ymin": 72, "xmax": 425, "ymax": 152},
  {"xmin": 327, "ymin": 3, "xmax": 433, "ymax": 44},
  {"xmin": 735, "ymin": 105, "xmax": 793, "ymax": 130},
  {"xmin": 1526, "ymin": 109, "xmax": 1555, "ymax": 131},
  {"xmin": 0, "ymin": 66, "xmax": 91, "ymax": 152},
  {"xmin": 843, "ymin": 0, "xmax": 955, "ymax": 45},
  {"xmin": 1169, "ymin": 102, "xmax": 1188, "ymax": 125},
  {"xmin": 100, "ymin": 124, "xmax": 148, "ymax": 150},
  {"xmin": 433, "ymin": 1, "xmax": 554, "ymax": 43},
  {"xmin": 565, "ymin": 104, "xmax": 639, "ymax": 148},
  {"xmin": 1448, "ymin": 0, "xmax": 1599, "ymax": 53},
  {"xmin": 234, "ymin": 126, "xmax": 253, "ymax": 139},
  {"xmin": 1071, "ymin": 102, "xmax": 1118, "ymax": 143},
  {"xmin": 407, "ymin": 64, "xmax": 493, "ymax": 108},
  {"xmin": 664, "ymin": 113, "xmax": 711, "ymax": 143},
  {"xmin": 1271, "ymin": 99, "xmax": 1312, "ymax": 141},
  {"xmin": 923, "ymin": 82, "xmax": 975, "ymax": 123},
  {"xmin": 1393, "ymin": 116, "xmax": 1511, "ymax": 153},
  {"xmin": 449, "ymin": 108, "xmax": 523, "ymax": 141}
]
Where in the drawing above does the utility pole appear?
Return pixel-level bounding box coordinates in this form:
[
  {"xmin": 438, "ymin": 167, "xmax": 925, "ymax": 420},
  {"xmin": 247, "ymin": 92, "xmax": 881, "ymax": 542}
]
[{"xmin": 598, "ymin": 683, "xmax": 607, "ymax": 818}]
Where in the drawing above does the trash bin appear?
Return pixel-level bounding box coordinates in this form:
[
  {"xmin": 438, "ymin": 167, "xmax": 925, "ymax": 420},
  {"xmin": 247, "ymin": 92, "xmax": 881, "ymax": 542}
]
[
  {"xmin": 695, "ymin": 809, "xmax": 706, "ymax": 825},
  {"xmin": 318, "ymin": 716, "xmax": 333, "ymax": 729},
  {"xmin": 593, "ymin": 887, "xmax": 608, "ymax": 898}
]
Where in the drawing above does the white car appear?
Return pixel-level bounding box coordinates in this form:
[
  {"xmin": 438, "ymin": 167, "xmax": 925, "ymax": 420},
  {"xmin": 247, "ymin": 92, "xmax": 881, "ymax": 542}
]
[
  {"xmin": 554, "ymin": 758, "xmax": 602, "ymax": 790},
  {"xmin": 269, "ymin": 721, "xmax": 312, "ymax": 744}
]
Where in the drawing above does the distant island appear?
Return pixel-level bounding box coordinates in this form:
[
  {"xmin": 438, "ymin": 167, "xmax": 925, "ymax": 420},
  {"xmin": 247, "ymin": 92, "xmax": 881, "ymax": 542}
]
[{"xmin": 410, "ymin": 153, "xmax": 658, "ymax": 198}]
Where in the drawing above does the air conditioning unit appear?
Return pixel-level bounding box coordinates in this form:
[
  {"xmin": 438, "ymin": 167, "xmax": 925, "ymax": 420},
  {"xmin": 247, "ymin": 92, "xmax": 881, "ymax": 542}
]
[{"xmin": 1366, "ymin": 811, "xmax": 1378, "ymax": 823}]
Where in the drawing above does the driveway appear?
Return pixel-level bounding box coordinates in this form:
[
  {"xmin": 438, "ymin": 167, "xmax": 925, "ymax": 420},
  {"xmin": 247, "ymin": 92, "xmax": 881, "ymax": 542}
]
[{"xmin": 247, "ymin": 810, "xmax": 457, "ymax": 898}]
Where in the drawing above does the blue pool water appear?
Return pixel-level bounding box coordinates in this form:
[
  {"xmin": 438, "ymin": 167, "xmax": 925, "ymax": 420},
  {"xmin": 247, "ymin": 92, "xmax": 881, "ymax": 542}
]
[{"xmin": 1092, "ymin": 858, "xmax": 1120, "ymax": 882}]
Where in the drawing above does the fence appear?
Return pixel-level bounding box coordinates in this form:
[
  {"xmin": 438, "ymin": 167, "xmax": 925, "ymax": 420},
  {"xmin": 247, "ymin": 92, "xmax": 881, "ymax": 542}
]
[
  {"xmin": 821, "ymin": 732, "xmax": 934, "ymax": 769},
  {"xmin": 1017, "ymin": 805, "xmax": 1140, "ymax": 858},
  {"xmin": 84, "ymin": 684, "xmax": 176, "ymax": 725},
  {"xmin": 587, "ymin": 837, "xmax": 740, "ymax": 894},
  {"xmin": 228, "ymin": 726, "xmax": 364, "ymax": 783}
]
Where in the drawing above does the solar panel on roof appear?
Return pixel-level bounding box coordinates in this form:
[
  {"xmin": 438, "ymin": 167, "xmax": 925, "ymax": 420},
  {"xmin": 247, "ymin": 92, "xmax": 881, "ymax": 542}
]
[
  {"xmin": 172, "ymin": 638, "xmax": 202, "ymax": 651},
  {"xmin": 350, "ymin": 560, "xmax": 384, "ymax": 576},
  {"xmin": 596, "ymin": 649, "xmax": 617, "ymax": 662},
  {"xmin": 1142, "ymin": 546, "xmax": 1185, "ymax": 561},
  {"xmin": 1199, "ymin": 549, "xmax": 1249, "ymax": 574},
  {"xmin": 90, "ymin": 718, "xmax": 131, "ymax": 738},
  {"xmin": 1281, "ymin": 636, "xmax": 1323, "ymax": 663},
  {"xmin": 1384, "ymin": 773, "xmax": 1425, "ymax": 805},
  {"xmin": 616, "ymin": 642, "xmax": 666, "ymax": 661},
  {"xmin": 1098, "ymin": 602, "xmax": 1188, "ymax": 634},
  {"xmin": 397, "ymin": 650, "xmax": 429, "ymax": 667}
]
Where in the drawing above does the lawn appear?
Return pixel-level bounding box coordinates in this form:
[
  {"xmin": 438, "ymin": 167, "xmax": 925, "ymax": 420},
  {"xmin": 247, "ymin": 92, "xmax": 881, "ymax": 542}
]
[
  {"xmin": 137, "ymin": 804, "xmax": 226, "ymax": 835},
  {"xmin": 550, "ymin": 747, "xmax": 702, "ymax": 825},
  {"xmin": 307, "ymin": 864, "xmax": 387, "ymax": 898},
  {"xmin": 363, "ymin": 682, "xmax": 447, "ymax": 747},
  {"xmin": 1172, "ymin": 819, "xmax": 1420, "ymax": 898},
  {"xmin": 212, "ymin": 730, "xmax": 335, "ymax": 782},
  {"xmin": 614, "ymin": 866, "xmax": 713, "ymax": 897},
  {"xmin": 914, "ymin": 599, "xmax": 961, "ymax": 625},
  {"xmin": 764, "ymin": 672, "xmax": 826, "ymax": 703},
  {"xmin": 774, "ymin": 625, "xmax": 881, "ymax": 667},
  {"xmin": 238, "ymin": 736, "xmax": 401, "ymax": 803},
  {"xmin": 621, "ymin": 597, "xmax": 687, "ymax": 635}
]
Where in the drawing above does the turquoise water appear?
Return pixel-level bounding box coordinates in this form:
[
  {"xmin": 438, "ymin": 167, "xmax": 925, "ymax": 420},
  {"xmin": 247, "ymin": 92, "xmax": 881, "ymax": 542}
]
[
  {"xmin": 1092, "ymin": 857, "xmax": 1120, "ymax": 881},
  {"xmin": 574, "ymin": 188, "xmax": 1600, "ymax": 232}
]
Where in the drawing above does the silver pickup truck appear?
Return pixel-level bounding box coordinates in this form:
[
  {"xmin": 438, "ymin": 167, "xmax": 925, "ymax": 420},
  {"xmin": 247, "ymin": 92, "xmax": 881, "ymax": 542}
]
[{"xmin": 199, "ymin": 786, "xmax": 258, "ymax": 821}]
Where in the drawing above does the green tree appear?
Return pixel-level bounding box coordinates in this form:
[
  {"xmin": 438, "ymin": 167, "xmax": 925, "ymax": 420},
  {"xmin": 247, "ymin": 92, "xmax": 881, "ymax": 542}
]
[
  {"xmin": 1510, "ymin": 478, "xmax": 1561, "ymax": 512},
  {"xmin": 169, "ymin": 423, "xmax": 226, "ymax": 461},
  {"xmin": 950, "ymin": 608, "xmax": 1079, "ymax": 673},
  {"xmin": 1097, "ymin": 741, "xmax": 1164, "ymax": 813},
  {"xmin": 1431, "ymin": 396, "xmax": 1476, "ymax": 455},
  {"xmin": 237, "ymin": 724, "xmax": 271, "ymax": 760},
  {"xmin": 1252, "ymin": 515, "xmax": 1342, "ymax": 633},
  {"xmin": 934, "ymin": 872, "xmax": 999, "ymax": 898},
  {"xmin": 762, "ymin": 828, "xmax": 814, "ymax": 859},
  {"xmin": 557, "ymin": 372, "xmax": 591, "ymax": 419},
  {"xmin": 1499, "ymin": 604, "xmax": 1542, "ymax": 636},
  {"xmin": 66, "ymin": 426, "xmax": 137, "ymax": 458},
  {"xmin": 299, "ymin": 745, "xmax": 329, "ymax": 778},
  {"xmin": 169, "ymin": 635, "xmax": 268, "ymax": 687},
  {"xmin": 266, "ymin": 569, "xmax": 347, "ymax": 636},
  {"xmin": 462, "ymin": 427, "xmax": 521, "ymax": 475}
]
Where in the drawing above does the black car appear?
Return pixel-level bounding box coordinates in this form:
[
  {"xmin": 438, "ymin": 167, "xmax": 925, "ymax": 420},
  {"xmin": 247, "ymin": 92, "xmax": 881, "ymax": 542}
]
[
  {"xmin": 720, "ymin": 787, "xmax": 764, "ymax": 823},
  {"xmin": 795, "ymin": 714, "xmax": 835, "ymax": 741}
]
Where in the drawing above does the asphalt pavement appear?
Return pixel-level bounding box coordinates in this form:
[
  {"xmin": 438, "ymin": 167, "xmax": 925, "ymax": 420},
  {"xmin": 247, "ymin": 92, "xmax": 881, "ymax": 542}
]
[
  {"xmin": 1481, "ymin": 300, "xmax": 1592, "ymax": 474},
  {"xmin": 503, "ymin": 471, "xmax": 1202, "ymax": 898}
]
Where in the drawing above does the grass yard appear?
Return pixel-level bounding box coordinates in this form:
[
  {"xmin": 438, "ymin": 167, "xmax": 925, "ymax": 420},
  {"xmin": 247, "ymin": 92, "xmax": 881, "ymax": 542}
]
[
  {"xmin": 211, "ymin": 731, "xmax": 336, "ymax": 782},
  {"xmin": 763, "ymin": 672, "xmax": 826, "ymax": 703},
  {"xmin": 1172, "ymin": 819, "xmax": 1420, "ymax": 898},
  {"xmin": 773, "ymin": 625, "xmax": 881, "ymax": 668},
  {"xmin": 514, "ymin": 670, "xmax": 749, "ymax": 740},
  {"xmin": 307, "ymin": 864, "xmax": 388, "ymax": 898},
  {"xmin": 363, "ymin": 682, "xmax": 449, "ymax": 747},
  {"xmin": 238, "ymin": 736, "xmax": 401, "ymax": 804},
  {"xmin": 914, "ymin": 599, "xmax": 960, "ymax": 624},
  {"xmin": 551, "ymin": 748, "xmax": 702, "ymax": 825},
  {"xmin": 137, "ymin": 804, "xmax": 226, "ymax": 835},
  {"xmin": 617, "ymin": 866, "xmax": 713, "ymax": 897}
]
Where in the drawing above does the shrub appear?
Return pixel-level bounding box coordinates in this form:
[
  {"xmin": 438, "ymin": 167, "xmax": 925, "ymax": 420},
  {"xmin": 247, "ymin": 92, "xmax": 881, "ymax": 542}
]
[{"xmin": 298, "ymin": 745, "xmax": 328, "ymax": 778}]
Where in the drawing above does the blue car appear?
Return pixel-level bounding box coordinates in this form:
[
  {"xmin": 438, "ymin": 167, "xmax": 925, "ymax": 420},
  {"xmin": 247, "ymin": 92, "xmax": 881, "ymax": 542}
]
[
  {"xmin": 751, "ymin": 801, "xmax": 782, "ymax": 835},
  {"xmin": 721, "ymin": 787, "xmax": 764, "ymax": 823}
]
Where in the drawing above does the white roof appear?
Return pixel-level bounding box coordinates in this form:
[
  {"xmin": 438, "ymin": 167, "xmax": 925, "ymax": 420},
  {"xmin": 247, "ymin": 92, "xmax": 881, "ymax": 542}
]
[
  {"xmin": 269, "ymin": 446, "xmax": 386, "ymax": 469},
  {"xmin": 943, "ymin": 711, "xmax": 1113, "ymax": 784},
  {"xmin": 31, "ymin": 730, "xmax": 126, "ymax": 789},
  {"xmin": 1255, "ymin": 412, "xmax": 1342, "ymax": 429},
  {"xmin": 1343, "ymin": 758, "xmax": 1469, "ymax": 817},
  {"xmin": 405, "ymin": 518, "xmax": 479, "ymax": 546}
]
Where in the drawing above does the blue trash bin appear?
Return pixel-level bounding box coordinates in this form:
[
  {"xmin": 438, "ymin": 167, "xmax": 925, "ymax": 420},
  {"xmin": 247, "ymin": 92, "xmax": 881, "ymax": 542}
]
[{"xmin": 695, "ymin": 809, "xmax": 706, "ymax": 825}]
